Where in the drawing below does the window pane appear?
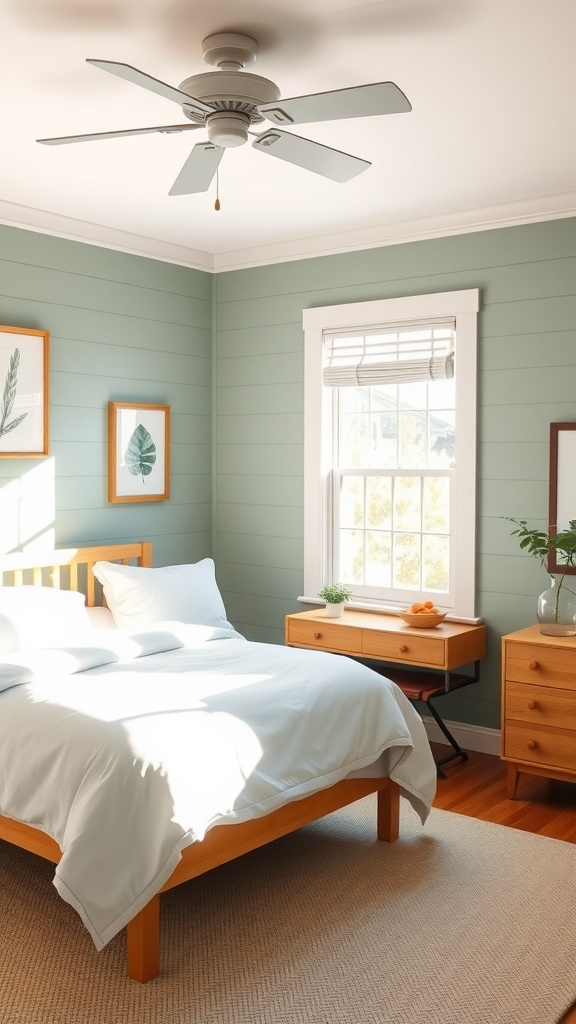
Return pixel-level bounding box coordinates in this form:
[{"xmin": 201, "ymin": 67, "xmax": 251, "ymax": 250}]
[
  {"xmin": 339, "ymin": 529, "xmax": 365, "ymax": 584},
  {"xmin": 339, "ymin": 412, "xmax": 369, "ymax": 466},
  {"xmin": 394, "ymin": 476, "xmax": 421, "ymax": 532},
  {"xmin": 339, "ymin": 386, "xmax": 369, "ymax": 414},
  {"xmin": 366, "ymin": 476, "xmax": 391, "ymax": 529},
  {"xmin": 429, "ymin": 410, "xmax": 455, "ymax": 468},
  {"xmin": 366, "ymin": 530, "xmax": 392, "ymax": 586},
  {"xmin": 423, "ymin": 477, "xmax": 450, "ymax": 533},
  {"xmin": 399, "ymin": 411, "xmax": 427, "ymax": 467},
  {"xmin": 340, "ymin": 476, "xmax": 364, "ymax": 528},
  {"xmin": 393, "ymin": 533, "xmax": 421, "ymax": 588},
  {"xmin": 428, "ymin": 379, "xmax": 455, "ymax": 410},
  {"xmin": 423, "ymin": 535, "xmax": 450, "ymax": 591},
  {"xmin": 372, "ymin": 411, "xmax": 398, "ymax": 467}
]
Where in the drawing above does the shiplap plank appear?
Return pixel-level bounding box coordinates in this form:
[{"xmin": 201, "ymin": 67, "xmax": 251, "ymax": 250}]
[
  {"xmin": 2, "ymin": 298, "xmax": 211, "ymax": 356},
  {"xmin": 217, "ymin": 384, "xmax": 302, "ymax": 416},
  {"xmin": 1, "ymin": 224, "xmax": 210, "ymax": 297},
  {"xmin": 50, "ymin": 374, "xmax": 211, "ymax": 415},
  {"xmin": 217, "ymin": 444, "xmax": 302, "ymax": 477},
  {"xmin": 217, "ymin": 414, "xmax": 303, "ymax": 445},
  {"xmin": 1, "ymin": 262, "xmax": 212, "ymax": 329},
  {"xmin": 216, "ymin": 533, "xmax": 303, "ymax": 572},
  {"xmin": 215, "ymin": 502, "xmax": 303, "ymax": 540},
  {"xmin": 52, "ymin": 339, "xmax": 211, "ymax": 386}
]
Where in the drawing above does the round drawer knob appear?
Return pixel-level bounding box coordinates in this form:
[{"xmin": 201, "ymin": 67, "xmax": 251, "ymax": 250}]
[
  {"xmin": 527, "ymin": 740, "xmax": 538, "ymax": 750},
  {"xmin": 529, "ymin": 661, "xmax": 539, "ymax": 671},
  {"xmin": 313, "ymin": 632, "xmax": 321, "ymax": 639},
  {"xmin": 399, "ymin": 645, "xmax": 408, "ymax": 653},
  {"xmin": 527, "ymin": 700, "xmax": 538, "ymax": 710}
]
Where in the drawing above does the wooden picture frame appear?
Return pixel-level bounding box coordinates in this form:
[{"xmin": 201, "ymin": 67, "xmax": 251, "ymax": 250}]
[
  {"xmin": 548, "ymin": 422, "xmax": 576, "ymax": 574},
  {"xmin": 108, "ymin": 402, "xmax": 170, "ymax": 503},
  {"xmin": 0, "ymin": 325, "xmax": 49, "ymax": 457}
]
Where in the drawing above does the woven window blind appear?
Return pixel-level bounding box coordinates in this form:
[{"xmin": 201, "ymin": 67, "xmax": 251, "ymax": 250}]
[{"xmin": 322, "ymin": 317, "xmax": 455, "ymax": 387}]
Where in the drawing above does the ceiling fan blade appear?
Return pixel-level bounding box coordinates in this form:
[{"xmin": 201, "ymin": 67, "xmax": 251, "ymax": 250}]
[
  {"xmin": 86, "ymin": 60, "xmax": 214, "ymax": 118},
  {"xmin": 252, "ymin": 130, "xmax": 369, "ymax": 182},
  {"xmin": 37, "ymin": 124, "xmax": 204, "ymax": 146},
  {"xmin": 258, "ymin": 82, "xmax": 411, "ymax": 126},
  {"xmin": 168, "ymin": 142, "xmax": 223, "ymax": 196}
]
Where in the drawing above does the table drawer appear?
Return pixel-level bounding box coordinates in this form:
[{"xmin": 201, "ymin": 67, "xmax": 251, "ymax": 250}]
[
  {"xmin": 503, "ymin": 719, "xmax": 576, "ymax": 773},
  {"xmin": 504, "ymin": 642, "xmax": 576, "ymax": 690},
  {"xmin": 504, "ymin": 680, "xmax": 576, "ymax": 727},
  {"xmin": 362, "ymin": 630, "xmax": 445, "ymax": 667},
  {"xmin": 285, "ymin": 618, "xmax": 362, "ymax": 654}
]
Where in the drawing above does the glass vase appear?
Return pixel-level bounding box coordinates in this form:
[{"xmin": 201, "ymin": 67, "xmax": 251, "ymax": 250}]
[{"xmin": 537, "ymin": 575, "xmax": 576, "ymax": 635}]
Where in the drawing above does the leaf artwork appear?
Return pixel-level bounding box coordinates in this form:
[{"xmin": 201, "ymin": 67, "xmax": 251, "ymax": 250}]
[
  {"xmin": 0, "ymin": 348, "xmax": 29, "ymax": 439},
  {"xmin": 124, "ymin": 423, "xmax": 157, "ymax": 483}
]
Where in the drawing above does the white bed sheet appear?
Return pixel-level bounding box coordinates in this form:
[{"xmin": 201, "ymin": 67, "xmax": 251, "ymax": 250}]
[{"xmin": 0, "ymin": 623, "xmax": 437, "ymax": 950}]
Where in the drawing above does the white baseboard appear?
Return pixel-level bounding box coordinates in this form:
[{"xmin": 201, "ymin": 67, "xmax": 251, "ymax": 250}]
[{"xmin": 422, "ymin": 716, "xmax": 501, "ymax": 756}]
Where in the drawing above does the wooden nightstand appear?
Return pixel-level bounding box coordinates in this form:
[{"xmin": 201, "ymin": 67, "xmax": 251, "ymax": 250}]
[
  {"xmin": 285, "ymin": 608, "xmax": 487, "ymax": 775},
  {"xmin": 501, "ymin": 625, "xmax": 576, "ymax": 798}
]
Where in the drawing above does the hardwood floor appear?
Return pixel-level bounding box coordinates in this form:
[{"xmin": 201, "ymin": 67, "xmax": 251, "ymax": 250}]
[{"xmin": 430, "ymin": 744, "xmax": 576, "ymax": 1023}]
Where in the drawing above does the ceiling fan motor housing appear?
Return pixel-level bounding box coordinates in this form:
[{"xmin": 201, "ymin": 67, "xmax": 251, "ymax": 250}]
[{"xmin": 206, "ymin": 110, "xmax": 251, "ymax": 148}]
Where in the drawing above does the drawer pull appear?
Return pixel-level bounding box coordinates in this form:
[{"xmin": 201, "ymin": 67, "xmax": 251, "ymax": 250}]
[
  {"xmin": 527, "ymin": 740, "xmax": 538, "ymax": 750},
  {"xmin": 313, "ymin": 632, "xmax": 321, "ymax": 639},
  {"xmin": 399, "ymin": 645, "xmax": 408, "ymax": 653},
  {"xmin": 527, "ymin": 699, "xmax": 538, "ymax": 711},
  {"xmin": 528, "ymin": 661, "xmax": 539, "ymax": 671}
]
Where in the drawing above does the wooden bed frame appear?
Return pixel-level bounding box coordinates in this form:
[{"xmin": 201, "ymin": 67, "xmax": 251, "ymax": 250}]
[{"xmin": 0, "ymin": 542, "xmax": 401, "ymax": 983}]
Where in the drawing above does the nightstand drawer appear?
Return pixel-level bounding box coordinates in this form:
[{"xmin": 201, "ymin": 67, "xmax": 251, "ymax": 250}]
[
  {"xmin": 285, "ymin": 617, "xmax": 362, "ymax": 654},
  {"xmin": 361, "ymin": 630, "xmax": 445, "ymax": 667},
  {"xmin": 504, "ymin": 642, "xmax": 576, "ymax": 690},
  {"xmin": 503, "ymin": 719, "xmax": 576, "ymax": 773},
  {"xmin": 504, "ymin": 680, "xmax": 576, "ymax": 726}
]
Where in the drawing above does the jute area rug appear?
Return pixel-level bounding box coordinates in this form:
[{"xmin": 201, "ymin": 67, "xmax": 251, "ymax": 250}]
[{"xmin": 1, "ymin": 799, "xmax": 575, "ymax": 1024}]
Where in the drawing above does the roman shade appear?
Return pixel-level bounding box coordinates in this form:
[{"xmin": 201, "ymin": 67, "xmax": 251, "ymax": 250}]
[{"xmin": 322, "ymin": 317, "xmax": 455, "ymax": 387}]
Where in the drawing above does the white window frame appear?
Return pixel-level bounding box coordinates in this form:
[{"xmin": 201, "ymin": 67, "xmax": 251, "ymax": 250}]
[{"xmin": 302, "ymin": 289, "xmax": 480, "ymax": 622}]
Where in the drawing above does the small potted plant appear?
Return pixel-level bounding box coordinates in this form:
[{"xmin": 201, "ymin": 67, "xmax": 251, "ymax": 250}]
[
  {"xmin": 505, "ymin": 517, "xmax": 576, "ymax": 632},
  {"xmin": 318, "ymin": 582, "xmax": 353, "ymax": 617}
]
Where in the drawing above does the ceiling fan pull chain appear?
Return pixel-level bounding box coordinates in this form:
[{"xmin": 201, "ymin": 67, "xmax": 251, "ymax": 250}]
[{"xmin": 214, "ymin": 165, "xmax": 221, "ymax": 211}]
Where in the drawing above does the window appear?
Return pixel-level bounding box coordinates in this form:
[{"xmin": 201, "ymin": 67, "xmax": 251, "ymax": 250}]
[{"xmin": 302, "ymin": 290, "xmax": 480, "ymax": 621}]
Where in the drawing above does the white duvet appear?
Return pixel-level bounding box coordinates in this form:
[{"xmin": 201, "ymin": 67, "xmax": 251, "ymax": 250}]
[{"xmin": 0, "ymin": 623, "xmax": 437, "ymax": 950}]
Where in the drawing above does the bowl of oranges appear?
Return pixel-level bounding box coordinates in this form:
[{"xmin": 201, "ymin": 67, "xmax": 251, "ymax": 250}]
[{"xmin": 399, "ymin": 601, "xmax": 446, "ymax": 628}]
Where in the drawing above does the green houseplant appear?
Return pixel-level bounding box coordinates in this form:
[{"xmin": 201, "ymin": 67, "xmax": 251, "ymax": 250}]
[
  {"xmin": 318, "ymin": 583, "xmax": 353, "ymax": 617},
  {"xmin": 505, "ymin": 517, "xmax": 576, "ymax": 631}
]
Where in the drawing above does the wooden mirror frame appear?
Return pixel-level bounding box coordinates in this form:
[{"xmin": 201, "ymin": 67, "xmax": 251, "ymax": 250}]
[{"xmin": 548, "ymin": 422, "xmax": 576, "ymax": 575}]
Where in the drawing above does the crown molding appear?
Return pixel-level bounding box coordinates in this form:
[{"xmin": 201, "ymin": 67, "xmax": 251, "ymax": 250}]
[
  {"xmin": 1, "ymin": 192, "xmax": 575, "ymax": 274},
  {"xmin": 213, "ymin": 191, "xmax": 576, "ymax": 271},
  {"xmin": 0, "ymin": 200, "xmax": 213, "ymax": 272}
]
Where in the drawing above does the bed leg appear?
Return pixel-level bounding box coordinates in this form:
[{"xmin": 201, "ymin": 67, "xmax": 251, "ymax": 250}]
[
  {"xmin": 126, "ymin": 894, "xmax": 160, "ymax": 983},
  {"xmin": 377, "ymin": 781, "xmax": 400, "ymax": 842}
]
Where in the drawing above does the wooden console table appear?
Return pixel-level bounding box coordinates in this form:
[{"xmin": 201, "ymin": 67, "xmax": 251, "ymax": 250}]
[{"xmin": 285, "ymin": 608, "xmax": 487, "ymax": 776}]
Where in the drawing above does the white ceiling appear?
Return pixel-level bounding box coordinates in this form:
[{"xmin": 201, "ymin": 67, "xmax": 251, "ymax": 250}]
[{"xmin": 1, "ymin": 0, "xmax": 575, "ymax": 271}]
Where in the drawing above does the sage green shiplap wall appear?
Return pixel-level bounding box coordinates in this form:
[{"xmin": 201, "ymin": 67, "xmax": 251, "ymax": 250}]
[
  {"xmin": 0, "ymin": 225, "xmax": 212, "ymax": 567},
  {"xmin": 213, "ymin": 216, "xmax": 576, "ymax": 730}
]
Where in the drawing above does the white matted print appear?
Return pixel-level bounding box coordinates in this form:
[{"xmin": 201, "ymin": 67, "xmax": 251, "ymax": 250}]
[
  {"xmin": 108, "ymin": 402, "xmax": 170, "ymax": 503},
  {"xmin": 0, "ymin": 325, "xmax": 49, "ymax": 457}
]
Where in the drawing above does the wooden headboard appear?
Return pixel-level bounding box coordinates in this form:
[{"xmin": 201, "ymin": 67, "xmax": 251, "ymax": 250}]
[{"xmin": 0, "ymin": 542, "xmax": 152, "ymax": 606}]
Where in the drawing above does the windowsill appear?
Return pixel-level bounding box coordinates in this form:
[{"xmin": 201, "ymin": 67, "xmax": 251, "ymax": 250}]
[{"xmin": 296, "ymin": 596, "xmax": 483, "ymax": 626}]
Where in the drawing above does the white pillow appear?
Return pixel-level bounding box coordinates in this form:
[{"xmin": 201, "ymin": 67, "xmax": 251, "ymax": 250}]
[
  {"xmin": 85, "ymin": 606, "xmax": 115, "ymax": 631},
  {"xmin": 0, "ymin": 586, "xmax": 92, "ymax": 654},
  {"xmin": 92, "ymin": 559, "xmax": 234, "ymax": 631}
]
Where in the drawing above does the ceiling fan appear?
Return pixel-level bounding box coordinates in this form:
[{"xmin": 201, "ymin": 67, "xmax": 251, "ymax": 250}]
[{"xmin": 37, "ymin": 31, "xmax": 412, "ymax": 196}]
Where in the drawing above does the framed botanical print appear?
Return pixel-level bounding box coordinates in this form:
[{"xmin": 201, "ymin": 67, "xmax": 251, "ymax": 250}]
[
  {"xmin": 108, "ymin": 401, "xmax": 170, "ymax": 503},
  {"xmin": 0, "ymin": 325, "xmax": 49, "ymax": 457}
]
